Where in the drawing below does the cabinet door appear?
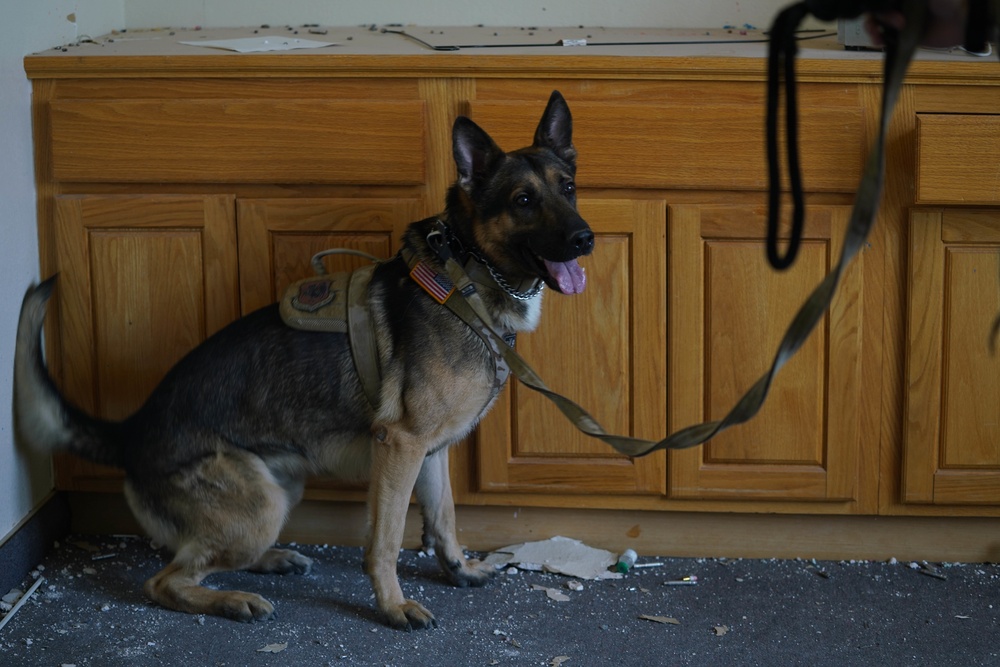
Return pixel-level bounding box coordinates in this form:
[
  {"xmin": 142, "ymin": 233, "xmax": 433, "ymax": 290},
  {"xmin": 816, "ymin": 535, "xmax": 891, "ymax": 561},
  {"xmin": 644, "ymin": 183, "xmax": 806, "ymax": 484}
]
[
  {"xmin": 237, "ymin": 198, "xmax": 421, "ymax": 312},
  {"xmin": 668, "ymin": 204, "xmax": 865, "ymax": 502},
  {"xmin": 52, "ymin": 194, "xmax": 239, "ymax": 491},
  {"xmin": 905, "ymin": 209, "xmax": 1000, "ymax": 505},
  {"xmin": 476, "ymin": 199, "xmax": 667, "ymax": 496}
]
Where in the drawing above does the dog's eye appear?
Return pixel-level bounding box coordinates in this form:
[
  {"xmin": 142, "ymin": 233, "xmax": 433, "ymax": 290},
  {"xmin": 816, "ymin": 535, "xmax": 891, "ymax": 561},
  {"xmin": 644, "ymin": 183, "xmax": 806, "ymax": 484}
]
[
  {"xmin": 514, "ymin": 193, "xmax": 532, "ymax": 207},
  {"xmin": 562, "ymin": 182, "xmax": 576, "ymax": 196}
]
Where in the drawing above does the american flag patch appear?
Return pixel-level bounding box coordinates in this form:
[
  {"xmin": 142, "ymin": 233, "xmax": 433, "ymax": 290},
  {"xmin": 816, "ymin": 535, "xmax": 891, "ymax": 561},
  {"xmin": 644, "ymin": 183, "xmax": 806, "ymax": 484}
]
[{"xmin": 410, "ymin": 261, "xmax": 455, "ymax": 304}]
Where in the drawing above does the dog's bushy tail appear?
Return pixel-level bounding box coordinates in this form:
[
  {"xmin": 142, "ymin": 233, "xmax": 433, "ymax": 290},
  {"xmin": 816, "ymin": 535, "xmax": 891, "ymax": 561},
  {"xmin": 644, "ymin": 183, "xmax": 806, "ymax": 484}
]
[{"xmin": 13, "ymin": 277, "xmax": 124, "ymax": 468}]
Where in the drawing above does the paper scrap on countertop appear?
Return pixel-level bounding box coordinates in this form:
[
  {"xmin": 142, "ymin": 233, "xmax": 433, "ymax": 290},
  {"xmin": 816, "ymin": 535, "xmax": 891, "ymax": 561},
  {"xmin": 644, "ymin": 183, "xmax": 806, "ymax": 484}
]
[
  {"xmin": 179, "ymin": 36, "xmax": 337, "ymax": 53},
  {"xmin": 485, "ymin": 535, "xmax": 621, "ymax": 580}
]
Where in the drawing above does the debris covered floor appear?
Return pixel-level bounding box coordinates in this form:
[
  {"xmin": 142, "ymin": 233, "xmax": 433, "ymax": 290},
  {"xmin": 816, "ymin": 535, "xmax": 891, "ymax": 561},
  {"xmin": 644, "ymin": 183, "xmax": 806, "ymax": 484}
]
[{"xmin": 1, "ymin": 536, "xmax": 998, "ymax": 666}]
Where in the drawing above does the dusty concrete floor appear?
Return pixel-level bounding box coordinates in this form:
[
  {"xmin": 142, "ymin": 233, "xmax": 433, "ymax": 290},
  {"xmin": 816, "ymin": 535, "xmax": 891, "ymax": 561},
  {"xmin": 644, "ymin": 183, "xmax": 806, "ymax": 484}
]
[{"xmin": 1, "ymin": 535, "xmax": 998, "ymax": 666}]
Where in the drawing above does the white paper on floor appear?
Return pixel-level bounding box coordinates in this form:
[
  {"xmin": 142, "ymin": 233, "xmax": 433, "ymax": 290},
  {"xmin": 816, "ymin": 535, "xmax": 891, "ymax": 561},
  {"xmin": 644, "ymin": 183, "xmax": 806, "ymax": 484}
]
[{"xmin": 485, "ymin": 536, "xmax": 622, "ymax": 580}]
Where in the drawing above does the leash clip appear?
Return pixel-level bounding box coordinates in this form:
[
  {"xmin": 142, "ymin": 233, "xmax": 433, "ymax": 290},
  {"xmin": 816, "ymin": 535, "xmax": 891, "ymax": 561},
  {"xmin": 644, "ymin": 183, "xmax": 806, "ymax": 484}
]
[{"xmin": 426, "ymin": 220, "xmax": 454, "ymax": 263}]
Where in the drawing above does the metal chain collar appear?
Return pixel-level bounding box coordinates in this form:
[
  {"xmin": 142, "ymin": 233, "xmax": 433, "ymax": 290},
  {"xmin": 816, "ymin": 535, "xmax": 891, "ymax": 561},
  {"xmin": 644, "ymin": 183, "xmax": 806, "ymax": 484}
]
[{"xmin": 436, "ymin": 221, "xmax": 545, "ymax": 301}]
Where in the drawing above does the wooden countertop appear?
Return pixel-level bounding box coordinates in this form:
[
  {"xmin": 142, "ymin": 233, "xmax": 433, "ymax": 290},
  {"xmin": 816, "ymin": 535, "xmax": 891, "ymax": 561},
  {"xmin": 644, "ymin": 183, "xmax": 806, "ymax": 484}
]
[{"xmin": 23, "ymin": 25, "xmax": 1000, "ymax": 83}]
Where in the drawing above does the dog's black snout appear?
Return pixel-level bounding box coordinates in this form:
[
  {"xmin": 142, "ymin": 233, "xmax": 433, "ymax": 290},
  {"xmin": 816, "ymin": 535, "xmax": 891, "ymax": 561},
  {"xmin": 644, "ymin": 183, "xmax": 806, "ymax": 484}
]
[{"xmin": 572, "ymin": 228, "xmax": 595, "ymax": 256}]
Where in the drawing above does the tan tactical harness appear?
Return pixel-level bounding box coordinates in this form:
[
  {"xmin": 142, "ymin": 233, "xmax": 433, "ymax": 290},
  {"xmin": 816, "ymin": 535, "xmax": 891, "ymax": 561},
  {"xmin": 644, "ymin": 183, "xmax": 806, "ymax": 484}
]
[
  {"xmin": 280, "ymin": 244, "xmax": 518, "ymax": 412},
  {"xmin": 279, "ymin": 249, "xmax": 383, "ymax": 409}
]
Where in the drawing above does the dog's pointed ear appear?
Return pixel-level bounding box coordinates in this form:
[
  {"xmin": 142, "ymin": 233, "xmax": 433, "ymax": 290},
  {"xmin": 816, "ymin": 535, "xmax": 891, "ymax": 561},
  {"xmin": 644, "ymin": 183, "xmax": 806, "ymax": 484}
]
[
  {"xmin": 533, "ymin": 90, "xmax": 576, "ymax": 165},
  {"xmin": 453, "ymin": 116, "xmax": 505, "ymax": 189}
]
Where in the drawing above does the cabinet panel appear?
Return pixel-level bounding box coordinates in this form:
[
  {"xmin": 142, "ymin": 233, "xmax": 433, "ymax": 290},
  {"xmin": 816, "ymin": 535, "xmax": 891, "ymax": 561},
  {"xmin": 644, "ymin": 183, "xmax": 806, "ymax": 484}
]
[
  {"xmin": 514, "ymin": 233, "xmax": 631, "ymax": 455},
  {"xmin": 668, "ymin": 204, "xmax": 863, "ymax": 502},
  {"xmin": 904, "ymin": 209, "xmax": 1000, "ymax": 505},
  {"xmin": 916, "ymin": 115, "xmax": 1000, "ymax": 205},
  {"xmin": 49, "ymin": 99, "xmax": 426, "ymax": 184},
  {"xmin": 476, "ymin": 199, "xmax": 667, "ymax": 495},
  {"xmin": 469, "ymin": 100, "xmax": 862, "ymax": 192},
  {"xmin": 52, "ymin": 194, "xmax": 239, "ymax": 490}
]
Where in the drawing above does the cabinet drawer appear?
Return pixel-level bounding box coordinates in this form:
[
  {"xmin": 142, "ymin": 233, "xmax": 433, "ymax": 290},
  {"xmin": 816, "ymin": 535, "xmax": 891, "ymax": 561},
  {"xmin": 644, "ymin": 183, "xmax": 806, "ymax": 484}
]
[
  {"xmin": 470, "ymin": 101, "xmax": 863, "ymax": 192},
  {"xmin": 49, "ymin": 99, "xmax": 426, "ymax": 184},
  {"xmin": 916, "ymin": 114, "xmax": 1000, "ymax": 204}
]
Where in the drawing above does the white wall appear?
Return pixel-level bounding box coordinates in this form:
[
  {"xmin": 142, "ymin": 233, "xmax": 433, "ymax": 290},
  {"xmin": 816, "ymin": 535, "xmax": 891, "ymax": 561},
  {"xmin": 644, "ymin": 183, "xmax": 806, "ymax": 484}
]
[
  {"xmin": 123, "ymin": 0, "xmax": 792, "ymax": 31},
  {"xmin": 0, "ymin": 1, "xmax": 123, "ymax": 542}
]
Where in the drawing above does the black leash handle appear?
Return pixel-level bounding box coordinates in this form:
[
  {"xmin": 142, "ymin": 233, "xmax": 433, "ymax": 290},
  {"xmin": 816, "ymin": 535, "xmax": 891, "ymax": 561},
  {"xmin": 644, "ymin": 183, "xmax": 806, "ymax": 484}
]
[
  {"xmin": 765, "ymin": 0, "xmax": 901, "ymax": 271},
  {"xmin": 765, "ymin": 2, "xmax": 810, "ymax": 270}
]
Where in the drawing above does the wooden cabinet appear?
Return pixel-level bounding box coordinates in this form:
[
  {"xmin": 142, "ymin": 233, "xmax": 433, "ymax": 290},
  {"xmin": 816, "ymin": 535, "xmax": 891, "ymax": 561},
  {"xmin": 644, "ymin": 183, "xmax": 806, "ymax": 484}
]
[
  {"xmin": 30, "ymin": 70, "xmax": 877, "ymax": 508},
  {"xmin": 24, "ymin": 30, "xmax": 1000, "ymax": 558}
]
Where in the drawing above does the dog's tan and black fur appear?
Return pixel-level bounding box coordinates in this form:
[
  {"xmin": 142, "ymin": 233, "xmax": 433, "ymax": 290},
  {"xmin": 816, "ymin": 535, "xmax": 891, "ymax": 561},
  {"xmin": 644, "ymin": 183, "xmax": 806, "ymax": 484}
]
[{"xmin": 13, "ymin": 91, "xmax": 593, "ymax": 630}]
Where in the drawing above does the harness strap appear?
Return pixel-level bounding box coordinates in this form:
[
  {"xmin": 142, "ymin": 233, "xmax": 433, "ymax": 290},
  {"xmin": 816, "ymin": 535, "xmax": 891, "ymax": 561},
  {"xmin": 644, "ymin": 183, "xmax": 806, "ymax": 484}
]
[
  {"xmin": 302, "ymin": 248, "xmax": 384, "ymax": 410},
  {"xmin": 347, "ymin": 263, "xmax": 382, "ymax": 410},
  {"xmin": 399, "ymin": 245, "xmax": 516, "ymax": 395},
  {"xmin": 412, "ymin": 1, "xmax": 933, "ymax": 457}
]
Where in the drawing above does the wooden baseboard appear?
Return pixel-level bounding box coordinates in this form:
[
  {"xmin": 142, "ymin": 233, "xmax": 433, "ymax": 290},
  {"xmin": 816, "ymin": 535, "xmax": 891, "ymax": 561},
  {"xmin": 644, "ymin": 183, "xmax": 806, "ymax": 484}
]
[
  {"xmin": 0, "ymin": 492, "xmax": 71, "ymax": 594},
  {"xmin": 67, "ymin": 492, "xmax": 1000, "ymax": 563}
]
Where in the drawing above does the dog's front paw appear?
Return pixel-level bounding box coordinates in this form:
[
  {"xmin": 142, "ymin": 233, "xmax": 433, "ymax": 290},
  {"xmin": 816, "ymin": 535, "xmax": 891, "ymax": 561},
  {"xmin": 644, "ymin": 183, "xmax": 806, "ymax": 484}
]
[
  {"xmin": 383, "ymin": 599, "xmax": 438, "ymax": 631},
  {"xmin": 445, "ymin": 557, "xmax": 497, "ymax": 588},
  {"xmin": 215, "ymin": 592, "xmax": 275, "ymax": 623}
]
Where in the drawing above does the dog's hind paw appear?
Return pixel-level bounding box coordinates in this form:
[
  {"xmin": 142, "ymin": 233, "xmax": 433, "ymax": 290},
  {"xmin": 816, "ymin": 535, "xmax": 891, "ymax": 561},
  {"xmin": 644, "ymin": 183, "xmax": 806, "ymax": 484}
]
[
  {"xmin": 384, "ymin": 599, "xmax": 438, "ymax": 631},
  {"xmin": 446, "ymin": 557, "xmax": 497, "ymax": 588},
  {"xmin": 250, "ymin": 548, "xmax": 313, "ymax": 576}
]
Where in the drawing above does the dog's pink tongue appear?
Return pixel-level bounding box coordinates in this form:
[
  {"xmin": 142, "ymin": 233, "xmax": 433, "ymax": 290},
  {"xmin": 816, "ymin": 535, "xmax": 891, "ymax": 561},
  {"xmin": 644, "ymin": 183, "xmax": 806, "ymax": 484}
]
[{"xmin": 544, "ymin": 259, "xmax": 586, "ymax": 295}]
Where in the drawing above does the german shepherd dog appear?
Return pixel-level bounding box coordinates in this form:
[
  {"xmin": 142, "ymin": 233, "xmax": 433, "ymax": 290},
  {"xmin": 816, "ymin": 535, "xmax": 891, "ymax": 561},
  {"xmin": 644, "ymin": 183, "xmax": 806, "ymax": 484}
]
[{"xmin": 13, "ymin": 91, "xmax": 593, "ymax": 630}]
